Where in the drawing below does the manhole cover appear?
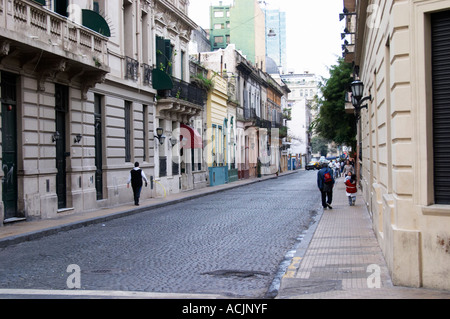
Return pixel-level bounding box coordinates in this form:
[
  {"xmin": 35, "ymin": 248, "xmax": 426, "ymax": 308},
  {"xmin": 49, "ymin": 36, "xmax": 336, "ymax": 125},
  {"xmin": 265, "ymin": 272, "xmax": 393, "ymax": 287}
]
[{"xmin": 202, "ymin": 269, "xmax": 270, "ymax": 278}]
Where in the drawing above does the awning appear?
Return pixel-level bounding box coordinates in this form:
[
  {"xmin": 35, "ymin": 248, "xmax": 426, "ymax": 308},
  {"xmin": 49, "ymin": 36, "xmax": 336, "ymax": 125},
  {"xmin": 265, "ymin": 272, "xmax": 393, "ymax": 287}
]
[
  {"xmin": 82, "ymin": 9, "xmax": 111, "ymax": 37},
  {"xmin": 152, "ymin": 68, "xmax": 173, "ymax": 90},
  {"xmin": 180, "ymin": 124, "xmax": 203, "ymax": 149}
]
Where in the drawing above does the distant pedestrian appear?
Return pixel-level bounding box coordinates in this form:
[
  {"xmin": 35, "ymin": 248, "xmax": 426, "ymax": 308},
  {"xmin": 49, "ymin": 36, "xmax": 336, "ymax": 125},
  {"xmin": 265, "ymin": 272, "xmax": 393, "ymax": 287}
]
[
  {"xmin": 333, "ymin": 160, "xmax": 340, "ymax": 179},
  {"xmin": 345, "ymin": 172, "xmax": 357, "ymax": 206},
  {"xmin": 317, "ymin": 162, "xmax": 335, "ymax": 209},
  {"xmin": 343, "ymin": 160, "xmax": 354, "ymax": 176},
  {"xmin": 127, "ymin": 162, "xmax": 148, "ymax": 206}
]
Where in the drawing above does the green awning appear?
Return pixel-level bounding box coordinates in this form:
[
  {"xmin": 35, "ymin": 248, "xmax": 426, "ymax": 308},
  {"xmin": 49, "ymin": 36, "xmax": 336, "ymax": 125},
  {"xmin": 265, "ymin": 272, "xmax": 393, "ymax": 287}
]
[
  {"xmin": 152, "ymin": 69, "xmax": 173, "ymax": 90},
  {"xmin": 32, "ymin": 0, "xmax": 46, "ymax": 5},
  {"xmin": 82, "ymin": 9, "xmax": 111, "ymax": 37}
]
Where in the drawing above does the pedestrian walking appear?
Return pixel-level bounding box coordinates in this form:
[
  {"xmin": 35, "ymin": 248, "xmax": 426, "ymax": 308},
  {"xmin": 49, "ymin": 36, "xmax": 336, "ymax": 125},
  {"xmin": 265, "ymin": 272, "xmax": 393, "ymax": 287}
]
[
  {"xmin": 333, "ymin": 160, "xmax": 340, "ymax": 179},
  {"xmin": 343, "ymin": 160, "xmax": 354, "ymax": 176},
  {"xmin": 127, "ymin": 162, "xmax": 148, "ymax": 206},
  {"xmin": 345, "ymin": 172, "xmax": 357, "ymax": 206},
  {"xmin": 317, "ymin": 162, "xmax": 335, "ymax": 209}
]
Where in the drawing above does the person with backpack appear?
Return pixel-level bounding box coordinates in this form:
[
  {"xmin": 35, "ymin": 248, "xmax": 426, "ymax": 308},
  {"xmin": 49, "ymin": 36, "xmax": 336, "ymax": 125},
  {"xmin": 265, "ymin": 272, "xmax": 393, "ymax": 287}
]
[
  {"xmin": 317, "ymin": 162, "xmax": 335, "ymax": 209},
  {"xmin": 127, "ymin": 162, "xmax": 148, "ymax": 206}
]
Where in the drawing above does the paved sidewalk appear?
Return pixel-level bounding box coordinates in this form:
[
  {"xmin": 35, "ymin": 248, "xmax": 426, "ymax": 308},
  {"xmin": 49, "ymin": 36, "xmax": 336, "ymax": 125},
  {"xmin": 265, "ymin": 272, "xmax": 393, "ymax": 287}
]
[{"xmin": 276, "ymin": 176, "xmax": 450, "ymax": 299}]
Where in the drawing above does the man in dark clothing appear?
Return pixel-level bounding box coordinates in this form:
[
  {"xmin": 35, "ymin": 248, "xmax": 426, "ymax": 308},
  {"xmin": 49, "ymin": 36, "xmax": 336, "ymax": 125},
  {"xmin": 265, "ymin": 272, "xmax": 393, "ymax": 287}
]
[
  {"xmin": 317, "ymin": 162, "xmax": 335, "ymax": 209},
  {"xmin": 127, "ymin": 162, "xmax": 148, "ymax": 206}
]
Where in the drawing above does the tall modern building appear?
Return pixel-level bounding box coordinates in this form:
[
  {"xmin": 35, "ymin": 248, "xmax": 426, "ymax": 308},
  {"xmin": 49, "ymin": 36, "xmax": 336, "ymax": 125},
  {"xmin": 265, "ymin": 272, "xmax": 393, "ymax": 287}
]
[
  {"xmin": 262, "ymin": 8, "xmax": 287, "ymax": 74},
  {"xmin": 209, "ymin": 2, "xmax": 231, "ymax": 51},
  {"xmin": 209, "ymin": 0, "xmax": 266, "ymax": 70},
  {"xmin": 230, "ymin": 0, "xmax": 266, "ymax": 69}
]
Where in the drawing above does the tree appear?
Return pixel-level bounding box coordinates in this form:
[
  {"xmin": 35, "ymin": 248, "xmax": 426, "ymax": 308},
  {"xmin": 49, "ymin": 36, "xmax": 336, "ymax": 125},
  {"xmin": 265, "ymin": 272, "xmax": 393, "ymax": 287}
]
[
  {"xmin": 311, "ymin": 136, "xmax": 329, "ymax": 156},
  {"xmin": 311, "ymin": 58, "xmax": 356, "ymax": 149}
]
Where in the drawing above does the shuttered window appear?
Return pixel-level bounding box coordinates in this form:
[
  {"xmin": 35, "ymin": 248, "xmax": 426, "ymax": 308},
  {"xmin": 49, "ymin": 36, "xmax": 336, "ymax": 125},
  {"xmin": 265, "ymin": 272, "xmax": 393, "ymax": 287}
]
[
  {"xmin": 156, "ymin": 36, "xmax": 173, "ymax": 75},
  {"xmin": 432, "ymin": 10, "xmax": 450, "ymax": 204}
]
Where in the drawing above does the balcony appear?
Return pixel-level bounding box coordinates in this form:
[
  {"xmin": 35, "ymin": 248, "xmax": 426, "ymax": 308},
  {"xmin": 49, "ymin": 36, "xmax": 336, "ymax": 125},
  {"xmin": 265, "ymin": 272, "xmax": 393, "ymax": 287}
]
[
  {"xmin": 155, "ymin": 77, "xmax": 206, "ymax": 122},
  {"xmin": 125, "ymin": 56, "xmax": 139, "ymax": 81},
  {"xmin": 0, "ymin": 0, "xmax": 109, "ymax": 95}
]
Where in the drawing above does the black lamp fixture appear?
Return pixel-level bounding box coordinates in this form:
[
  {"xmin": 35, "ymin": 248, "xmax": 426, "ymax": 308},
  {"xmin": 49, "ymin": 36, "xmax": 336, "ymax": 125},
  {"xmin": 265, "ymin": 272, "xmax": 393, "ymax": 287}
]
[
  {"xmin": 74, "ymin": 134, "xmax": 82, "ymax": 144},
  {"xmin": 339, "ymin": 7, "xmax": 356, "ymax": 21},
  {"xmin": 350, "ymin": 80, "xmax": 372, "ymax": 112},
  {"xmin": 155, "ymin": 127, "xmax": 166, "ymax": 145},
  {"xmin": 52, "ymin": 131, "xmax": 60, "ymax": 143}
]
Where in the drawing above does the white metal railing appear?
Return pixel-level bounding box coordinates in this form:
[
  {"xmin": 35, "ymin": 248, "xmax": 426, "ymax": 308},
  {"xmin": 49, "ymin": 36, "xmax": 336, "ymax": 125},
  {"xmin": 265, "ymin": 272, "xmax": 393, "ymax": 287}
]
[{"xmin": 2, "ymin": 0, "xmax": 108, "ymax": 59}]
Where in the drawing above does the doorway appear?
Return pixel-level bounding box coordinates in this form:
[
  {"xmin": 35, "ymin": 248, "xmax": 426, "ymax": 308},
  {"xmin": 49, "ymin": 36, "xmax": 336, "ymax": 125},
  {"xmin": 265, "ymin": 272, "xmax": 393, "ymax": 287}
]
[
  {"xmin": 55, "ymin": 84, "xmax": 68, "ymax": 209},
  {"xmin": 94, "ymin": 94, "xmax": 103, "ymax": 200},
  {"xmin": 1, "ymin": 72, "xmax": 18, "ymax": 221}
]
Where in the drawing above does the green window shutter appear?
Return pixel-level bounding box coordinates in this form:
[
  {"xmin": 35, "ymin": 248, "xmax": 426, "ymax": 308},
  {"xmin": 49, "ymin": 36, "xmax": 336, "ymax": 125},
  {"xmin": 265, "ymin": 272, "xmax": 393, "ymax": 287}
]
[
  {"xmin": 156, "ymin": 36, "xmax": 166, "ymax": 71},
  {"xmin": 164, "ymin": 39, "xmax": 173, "ymax": 75}
]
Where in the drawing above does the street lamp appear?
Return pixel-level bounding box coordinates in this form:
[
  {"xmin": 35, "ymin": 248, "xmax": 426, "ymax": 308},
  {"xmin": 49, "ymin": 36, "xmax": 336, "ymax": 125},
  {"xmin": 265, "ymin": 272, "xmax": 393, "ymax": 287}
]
[
  {"xmin": 350, "ymin": 80, "xmax": 371, "ymax": 112},
  {"xmin": 155, "ymin": 127, "xmax": 166, "ymax": 145},
  {"xmin": 339, "ymin": 7, "xmax": 356, "ymax": 21}
]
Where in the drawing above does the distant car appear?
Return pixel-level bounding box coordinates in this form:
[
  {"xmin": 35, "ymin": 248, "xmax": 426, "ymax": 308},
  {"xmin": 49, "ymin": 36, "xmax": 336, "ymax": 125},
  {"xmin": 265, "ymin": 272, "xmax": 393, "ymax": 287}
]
[{"xmin": 306, "ymin": 158, "xmax": 320, "ymax": 170}]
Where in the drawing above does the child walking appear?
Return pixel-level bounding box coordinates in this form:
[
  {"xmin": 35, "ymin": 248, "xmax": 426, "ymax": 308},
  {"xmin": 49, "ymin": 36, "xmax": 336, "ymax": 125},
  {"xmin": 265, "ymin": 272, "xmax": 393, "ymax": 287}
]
[{"xmin": 345, "ymin": 172, "xmax": 357, "ymax": 206}]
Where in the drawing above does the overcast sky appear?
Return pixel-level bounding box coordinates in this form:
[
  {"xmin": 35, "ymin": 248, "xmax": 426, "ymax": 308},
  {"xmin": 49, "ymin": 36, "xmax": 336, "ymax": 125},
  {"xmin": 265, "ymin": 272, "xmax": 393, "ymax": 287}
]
[{"xmin": 187, "ymin": 0, "xmax": 344, "ymax": 79}]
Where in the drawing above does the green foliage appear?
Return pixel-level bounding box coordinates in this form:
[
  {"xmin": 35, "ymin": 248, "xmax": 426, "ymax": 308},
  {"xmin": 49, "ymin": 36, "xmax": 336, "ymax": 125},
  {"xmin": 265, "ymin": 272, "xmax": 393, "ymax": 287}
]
[
  {"xmin": 190, "ymin": 73, "xmax": 214, "ymax": 92},
  {"xmin": 311, "ymin": 58, "xmax": 356, "ymax": 149},
  {"xmin": 311, "ymin": 136, "xmax": 329, "ymax": 156},
  {"xmin": 157, "ymin": 49, "xmax": 177, "ymax": 73}
]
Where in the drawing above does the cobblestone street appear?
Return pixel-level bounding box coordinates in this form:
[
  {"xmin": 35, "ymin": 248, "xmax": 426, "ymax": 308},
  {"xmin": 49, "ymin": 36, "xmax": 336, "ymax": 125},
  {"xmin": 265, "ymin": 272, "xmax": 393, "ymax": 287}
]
[{"xmin": 0, "ymin": 171, "xmax": 321, "ymax": 298}]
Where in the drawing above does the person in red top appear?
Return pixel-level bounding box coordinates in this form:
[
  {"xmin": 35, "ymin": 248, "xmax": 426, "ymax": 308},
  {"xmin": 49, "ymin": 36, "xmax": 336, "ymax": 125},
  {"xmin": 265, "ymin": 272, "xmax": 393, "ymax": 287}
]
[{"xmin": 345, "ymin": 173, "xmax": 357, "ymax": 206}]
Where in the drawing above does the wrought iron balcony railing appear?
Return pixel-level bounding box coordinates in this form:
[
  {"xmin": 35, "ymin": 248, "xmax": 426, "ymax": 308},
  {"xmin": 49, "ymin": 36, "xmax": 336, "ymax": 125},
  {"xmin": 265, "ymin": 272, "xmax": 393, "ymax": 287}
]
[
  {"xmin": 171, "ymin": 77, "xmax": 206, "ymax": 107},
  {"xmin": 125, "ymin": 56, "xmax": 139, "ymax": 81}
]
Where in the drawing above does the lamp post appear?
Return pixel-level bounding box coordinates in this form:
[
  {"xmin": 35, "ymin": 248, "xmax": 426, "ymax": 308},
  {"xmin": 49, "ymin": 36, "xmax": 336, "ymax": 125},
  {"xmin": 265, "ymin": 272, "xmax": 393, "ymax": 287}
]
[
  {"xmin": 349, "ymin": 80, "xmax": 371, "ymax": 187},
  {"xmin": 155, "ymin": 127, "xmax": 166, "ymax": 145},
  {"xmin": 350, "ymin": 80, "xmax": 371, "ymax": 115}
]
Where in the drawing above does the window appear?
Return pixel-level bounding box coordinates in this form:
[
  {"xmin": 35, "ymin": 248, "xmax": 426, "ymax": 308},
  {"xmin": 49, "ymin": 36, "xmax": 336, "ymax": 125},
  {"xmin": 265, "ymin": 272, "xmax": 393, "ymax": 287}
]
[
  {"xmin": 94, "ymin": 94, "xmax": 104, "ymax": 200},
  {"xmin": 55, "ymin": 0, "xmax": 68, "ymax": 16},
  {"xmin": 218, "ymin": 126, "xmax": 223, "ymax": 165},
  {"xmin": 143, "ymin": 105, "xmax": 148, "ymax": 162},
  {"xmin": 180, "ymin": 51, "xmax": 185, "ymax": 81},
  {"xmin": 123, "ymin": 1, "xmax": 133, "ymax": 57},
  {"xmin": 214, "ymin": 24, "xmax": 223, "ymax": 30},
  {"xmin": 214, "ymin": 11, "xmax": 224, "ymax": 18},
  {"xmin": 431, "ymin": 10, "xmax": 450, "ymax": 204},
  {"xmin": 125, "ymin": 101, "xmax": 132, "ymax": 162},
  {"xmin": 156, "ymin": 36, "xmax": 173, "ymax": 74},
  {"xmin": 212, "ymin": 124, "xmax": 216, "ymax": 166},
  {"xmin": 214, "ymin": 36, "xmax": 224, "ymax": 44}
]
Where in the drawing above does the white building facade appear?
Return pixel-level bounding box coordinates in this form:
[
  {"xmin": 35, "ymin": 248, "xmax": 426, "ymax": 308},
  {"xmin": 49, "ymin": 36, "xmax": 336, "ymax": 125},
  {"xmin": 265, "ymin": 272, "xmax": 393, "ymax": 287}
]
[
  {"xmin": 0, "ymin": 0, "xmax": 206, "ymax": 224},
  {"xmin": 281, "ymin": 72, "xmax": 319, "ymax": 166}
]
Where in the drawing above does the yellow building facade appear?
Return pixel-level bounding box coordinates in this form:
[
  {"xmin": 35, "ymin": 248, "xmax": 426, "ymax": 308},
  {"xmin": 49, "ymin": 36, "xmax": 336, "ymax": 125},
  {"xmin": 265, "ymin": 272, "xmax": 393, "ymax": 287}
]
[{"xmin": 206, "ymin": 72, "xmax": 229, "ymax": 186}]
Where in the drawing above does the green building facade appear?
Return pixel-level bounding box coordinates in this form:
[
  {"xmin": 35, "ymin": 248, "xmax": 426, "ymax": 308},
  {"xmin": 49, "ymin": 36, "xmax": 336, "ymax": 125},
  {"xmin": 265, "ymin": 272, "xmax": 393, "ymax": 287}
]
[{"xmin": 209, "ymin": 0, "xmax": 265, "ymax": 68}]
